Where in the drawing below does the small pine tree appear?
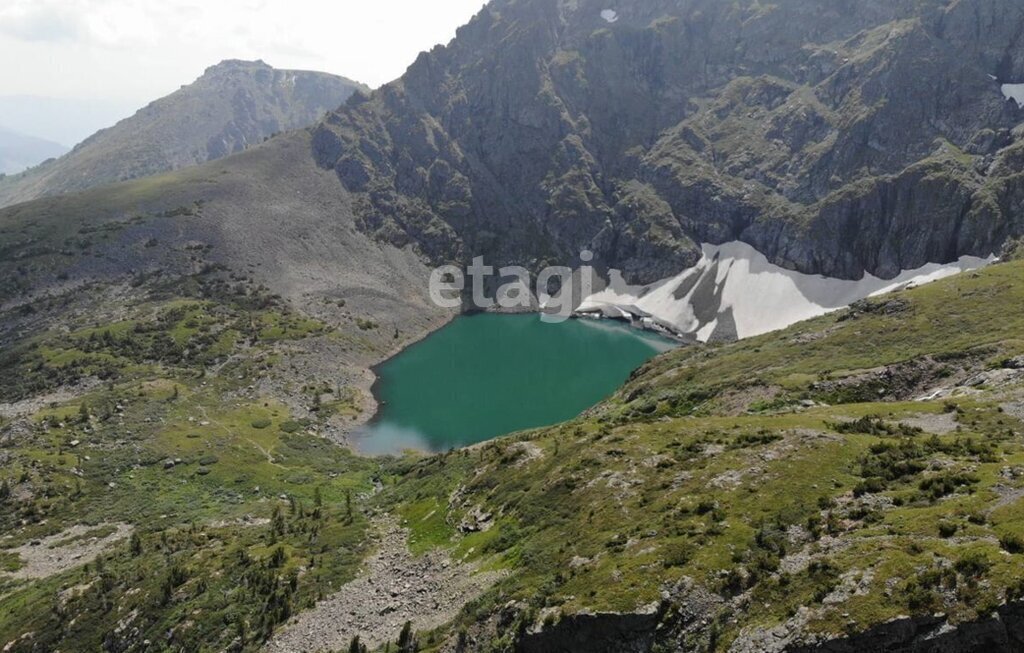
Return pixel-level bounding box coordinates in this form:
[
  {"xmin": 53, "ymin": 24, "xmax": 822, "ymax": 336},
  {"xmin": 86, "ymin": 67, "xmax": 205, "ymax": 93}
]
[
  {"xmin": 269, "ymin": 546, "xmax": 287, "ymax": 569},
  {"xmin": 79, "ymin": 402, "xmax": 90, "ymax": 423},
  {"xmin": 398, "ymin": 621, "xmax": 413, "ymax": 651},
  {"xmin": 130, "ymin": 532, "xmax": 142, "ymax": 557},
  {"xmin": 272, "ymin": 505, "xmax": 285, "ymax": 538},
  {"xmin": 0, "ymin": 479, "xmax": 10, "ymax": 502},
  {"xmin": 236, "ymin": 618, "xmax": 248, "ymax": 646}
]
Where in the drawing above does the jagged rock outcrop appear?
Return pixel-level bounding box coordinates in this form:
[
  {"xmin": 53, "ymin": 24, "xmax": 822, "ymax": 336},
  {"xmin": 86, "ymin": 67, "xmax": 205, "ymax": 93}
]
[
  {"xmin": 313, "ymin": 0, "xmax": 1024, "ymax": 283},
  {"xmin": 0, "ymin": 60, "xmax": 366, "ymax": 208},
  {"xmin": 517, "ymin": 610, "xmax": 660, "ymax": 653}
]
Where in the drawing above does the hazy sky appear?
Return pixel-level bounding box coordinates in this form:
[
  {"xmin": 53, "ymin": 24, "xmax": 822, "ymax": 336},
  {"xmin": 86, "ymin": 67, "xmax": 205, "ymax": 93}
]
[{"xmin": 0, "ymin": 0, "xmax": 487, "ymax": 143}]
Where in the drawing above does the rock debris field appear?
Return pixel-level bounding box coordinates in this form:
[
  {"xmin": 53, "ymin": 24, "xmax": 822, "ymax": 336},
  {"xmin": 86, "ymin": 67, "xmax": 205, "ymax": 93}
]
[{"xmin": 264, "ymin": 516, "xmax": 504, "ymax": 652}]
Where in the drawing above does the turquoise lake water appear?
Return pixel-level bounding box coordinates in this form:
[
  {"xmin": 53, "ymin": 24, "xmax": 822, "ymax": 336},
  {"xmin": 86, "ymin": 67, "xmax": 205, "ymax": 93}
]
[{"xmin": 356, "ymin": 313, "xmax": 677, "ymax": 454}]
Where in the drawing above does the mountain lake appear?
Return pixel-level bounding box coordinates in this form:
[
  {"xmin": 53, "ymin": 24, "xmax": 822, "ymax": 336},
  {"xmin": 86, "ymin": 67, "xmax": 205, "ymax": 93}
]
[{"xmin": 356, "ymin": 313, "xmax": 678, "ymax": 454}]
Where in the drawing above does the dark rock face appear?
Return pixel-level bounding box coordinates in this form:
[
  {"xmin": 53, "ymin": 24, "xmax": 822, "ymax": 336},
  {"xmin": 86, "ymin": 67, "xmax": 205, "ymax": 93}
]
[
  {"xmin": 787, "ymin": 602, "xmax": 1024, "ymax": 652},
  {"xmin": 516, "ymin": 611, "xmax": 659, "ymax": 653},
  {"xmin": 314, "ymin": 0, "xmax": 1024, "ymax": 283},
  {"xmin": 510, "ymin": 602, "xmax": 1024, "ymax": 653}
]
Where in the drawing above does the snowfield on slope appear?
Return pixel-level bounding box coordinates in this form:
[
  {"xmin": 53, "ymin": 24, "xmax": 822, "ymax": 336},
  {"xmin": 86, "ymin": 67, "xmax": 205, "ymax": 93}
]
[
  {"xmin": 1002, "ymin": 83, "xmax": 1024, "ymax": 108},
  {"xmin": 577, "ymin": 241, "xmax": 993, "ymax": 342}
]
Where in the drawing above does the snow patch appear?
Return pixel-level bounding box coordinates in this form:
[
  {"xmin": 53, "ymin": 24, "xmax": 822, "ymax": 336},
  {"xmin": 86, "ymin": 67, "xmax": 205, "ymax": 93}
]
[
  {"xmin": 601, "ymin": 9, "xmax": 619, "ymax": 23},
  {"xmin": 1002, "ymin": 83, "xmax": 1024, "ymax": 108},
  {"xmin": 577, "ymin": 241, "xmax": 993, "ymax": 343}
]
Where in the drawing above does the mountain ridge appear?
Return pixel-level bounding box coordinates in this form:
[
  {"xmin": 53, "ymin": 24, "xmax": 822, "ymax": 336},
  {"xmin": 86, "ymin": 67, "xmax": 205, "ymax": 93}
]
[
  {"xmin": 0, "ymin": 127, "xmax": 67, "ymax": 176},
  {"xmin": 0, "ymin": 60, "xmax": 367, "ymax": 209},
  {"xmin": 312, "ymin": 0, "xmax": 1024, "ymax": 282}
]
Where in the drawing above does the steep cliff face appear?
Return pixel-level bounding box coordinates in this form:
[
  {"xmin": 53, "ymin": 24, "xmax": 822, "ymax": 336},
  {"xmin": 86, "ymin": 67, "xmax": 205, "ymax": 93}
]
[
  {"xmin": 786, "ymin": 602, "xmax": 1024, "ymax": 652},
  {"xmin": 517, "ymin": 610, "xmax": 659, "ymax": 653},
  {"xmin": 313, "ymin": 0, "xmax": 1024, "ymax": 283},
  {"xmin": 505, "ymin": 602, "xmax": 1024, "ymax": 653},
  {"xmin": 0, "ymin": 60, "xmax": 366, "ymax": 208}
]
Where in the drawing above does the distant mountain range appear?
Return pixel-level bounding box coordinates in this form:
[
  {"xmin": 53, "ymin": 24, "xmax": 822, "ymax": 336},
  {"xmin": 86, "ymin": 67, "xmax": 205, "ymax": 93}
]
[
  {"xmin": 0, "ymin": 95, "xmax": 137, "ymax": 151},
  {"xmin": 0, "ymin": 60, "xmax": 367, "ymax": 208},
  {"xmin": 0, "ymin": 127, "xmax": 68, "ymax": 176}
]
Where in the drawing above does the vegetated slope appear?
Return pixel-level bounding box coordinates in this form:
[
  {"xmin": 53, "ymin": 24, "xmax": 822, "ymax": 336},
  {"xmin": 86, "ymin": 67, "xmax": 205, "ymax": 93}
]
[
  {"xmin": 0, "ymin": 60, "xmax": 366, "ymax": 209},
  {"xmin": 0, "ymin": 132, "xmax": 451, "ymax": 652},
  {"xmin": 375, "ymin": 260, "xmax": 1024, "ymax": 651},
  {"xmin": 0, "ymin": 127, "xmax": 67, "ymax": 175},
  {"xmin": 3, "ymin": 216, "xmax": 1023, "ymax": 651},
  {"xmin": 0, "ymin": 129, "xmax": 438, "ymax": 322},
  {"xmin": 313, "ymin": 0, "xmax": 1024, "ymax": 283},
  {"xmin": 0, "ymin": 280, "xmax": 384, "ymax": 651},
  {"xmin": 1, "ymin": 132, "xmax": 1023, "ymax": 652}
]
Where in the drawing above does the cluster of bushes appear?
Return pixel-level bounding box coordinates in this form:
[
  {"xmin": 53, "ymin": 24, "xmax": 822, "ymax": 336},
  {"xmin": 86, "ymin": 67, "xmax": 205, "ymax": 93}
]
[
  {"xmin": 899, "ymin": 552, "xmax": 995, "ymax": 616},
  {"xmin": 721, "ymin": 520, "xmax": 795, "ymax": 596},
  {"xmin": 853, "ymin": 434, "xmax": 993, "ymax": 499},
  {"xmin": 832, "ymin": 416, "xmax": 923, "ymax": 437},
  {"xmin": 727, "ymin": 430, "xmax": 783, "ymax": 450}
]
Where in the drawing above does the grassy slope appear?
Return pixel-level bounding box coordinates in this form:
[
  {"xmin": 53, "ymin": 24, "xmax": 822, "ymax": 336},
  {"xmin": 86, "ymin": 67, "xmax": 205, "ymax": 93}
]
[
  {"xmin": 376, "ymin": 260, "xmax": 1024, "ymax": 650},
  {"xmin": 1, "ymin": 205, "xmax": 1023, "ymax": 651},
  {"xmin": 0, "ymin": 273, "xmax": 380, "ymax": 652}
]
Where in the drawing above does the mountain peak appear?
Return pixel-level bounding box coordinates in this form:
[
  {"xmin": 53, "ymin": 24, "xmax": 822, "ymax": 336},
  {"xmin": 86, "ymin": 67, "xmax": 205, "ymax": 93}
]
[
  {"xmin": 203, "ymin": 59, "xmax": 273, "ymax": 75},
  {"xmin": 314, "ymin": 0, "xmax": 1024, "ymax": 283},
  {"xmin": 0, "ymin": 60, "xmax": 366, "ymax": 207}
]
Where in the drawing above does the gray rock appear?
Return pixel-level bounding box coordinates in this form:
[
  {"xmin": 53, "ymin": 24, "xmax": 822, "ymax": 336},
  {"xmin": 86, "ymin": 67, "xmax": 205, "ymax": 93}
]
[{"xmin": 313, "ymin": 0, "xmax": 1024, "ymax": 285}]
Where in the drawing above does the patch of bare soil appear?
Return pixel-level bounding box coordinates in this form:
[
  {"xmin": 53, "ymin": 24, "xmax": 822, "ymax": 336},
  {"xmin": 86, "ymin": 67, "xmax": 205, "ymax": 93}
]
[
  {"xmin": 900, "ymin": 412, "xmax": 959, "ymax": 435},
  {"xmin": 1, "ymin": 523, "xmax": 133, "ymax": 580},
  {"xmin": 1002, "ymin": 401, "xmax": 1024, "ymax": 422},
  {"xmin": 264, "ymin": 516, "xmax": 504, "ymax": 653},
  {"xmin": 0, "ymin": 381, "xmax": 101, "ymax": 420}
]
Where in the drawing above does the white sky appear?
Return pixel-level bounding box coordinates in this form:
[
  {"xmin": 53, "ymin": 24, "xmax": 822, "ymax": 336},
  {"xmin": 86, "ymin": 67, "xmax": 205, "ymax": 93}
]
[{"xmin": 0, "ymin": 0, "xmax": 487, "ymax": 105}]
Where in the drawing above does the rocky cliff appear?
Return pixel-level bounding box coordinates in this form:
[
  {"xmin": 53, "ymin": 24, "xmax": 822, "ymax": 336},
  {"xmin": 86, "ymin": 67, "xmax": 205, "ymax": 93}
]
[
  {"xmin": 312, "ymin": 0, "xmax": 1024, "ymax": 283},
  {"xmin": 507, "ymin": 601, "xmax": 1024, "ymax": 653},
  {"xmin": 0, "ymin": 60, "xmax": 366, "ymax": 208}
]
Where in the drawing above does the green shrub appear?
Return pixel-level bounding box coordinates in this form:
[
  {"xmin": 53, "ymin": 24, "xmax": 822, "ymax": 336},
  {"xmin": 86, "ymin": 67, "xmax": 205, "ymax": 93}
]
[
  {"xmin": 1000, "ymin": 533, "xmax": 1024, "ymax": 554},
  {"xmin": 954, "ymin": 551, "xmax": 991, "ymax": 578}
]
